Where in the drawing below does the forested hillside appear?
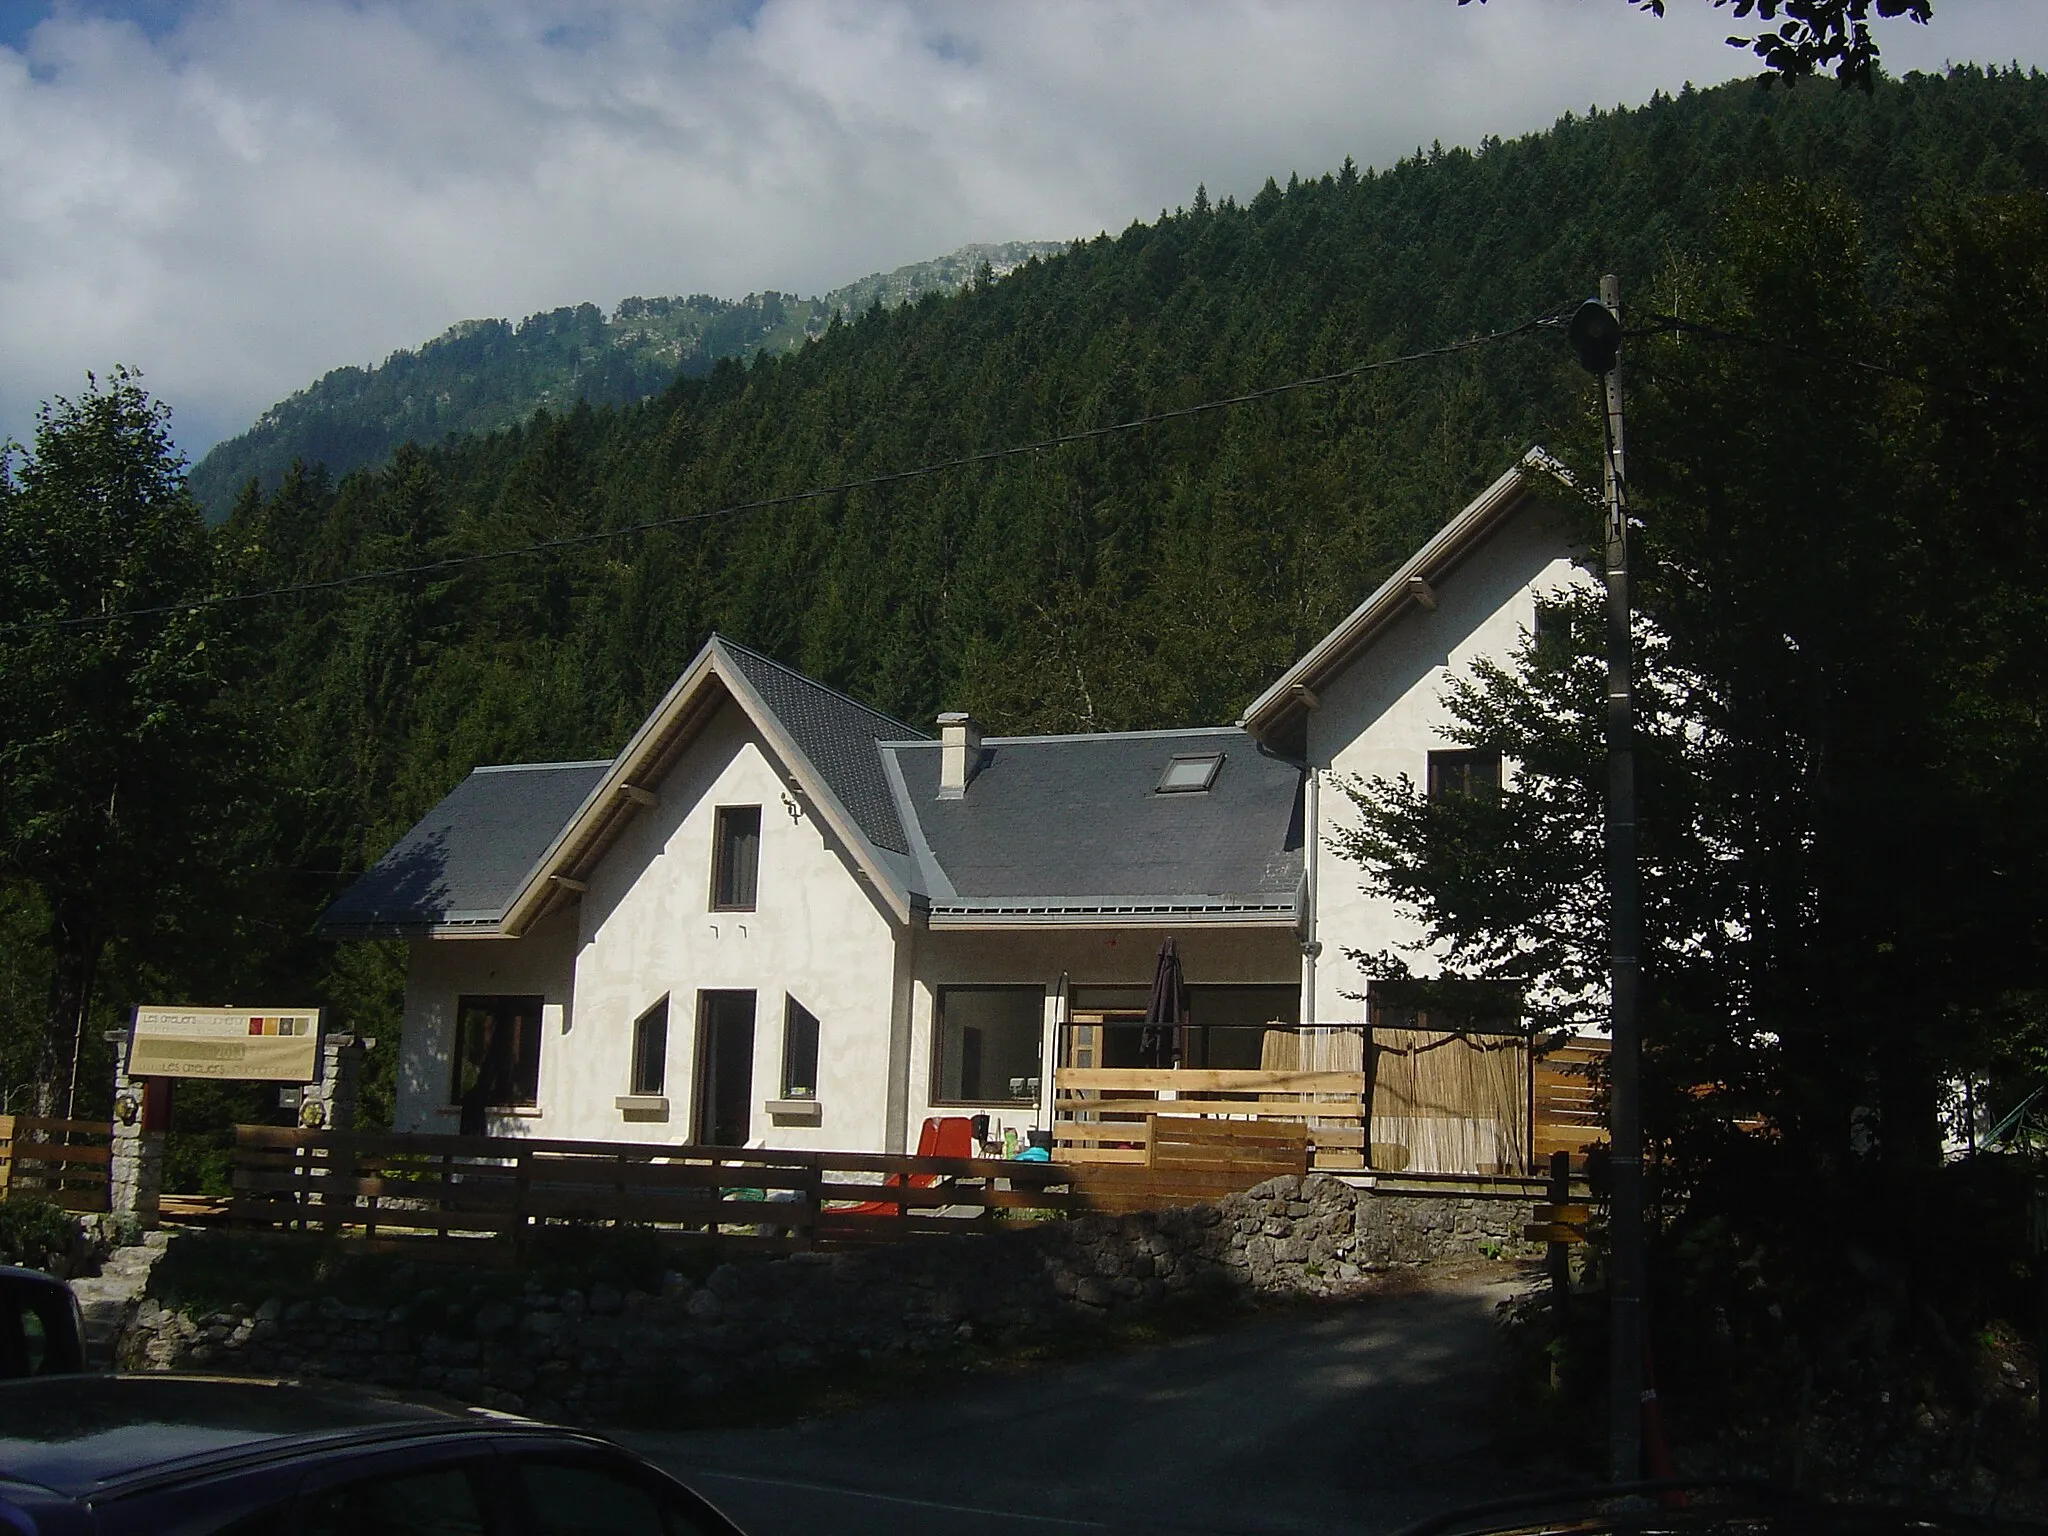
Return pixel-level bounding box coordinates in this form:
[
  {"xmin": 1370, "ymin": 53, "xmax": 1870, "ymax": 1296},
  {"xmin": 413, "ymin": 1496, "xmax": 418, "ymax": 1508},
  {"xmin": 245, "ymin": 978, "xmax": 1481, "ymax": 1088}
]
[
  {"xmin": 9, "ymin": 65, "xmax": 2048, "ymax": 1138},
  {"xmin": 187, "ymin": 241, "xmax": 1062, "ymax": 514}
]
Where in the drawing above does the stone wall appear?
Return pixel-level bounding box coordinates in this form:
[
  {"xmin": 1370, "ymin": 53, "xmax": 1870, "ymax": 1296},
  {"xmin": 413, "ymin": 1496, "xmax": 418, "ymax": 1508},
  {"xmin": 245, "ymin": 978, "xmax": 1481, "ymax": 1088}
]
[{"xmin": 120, "ymin": 1176, "xmax": 1535, "ymax": 1423}]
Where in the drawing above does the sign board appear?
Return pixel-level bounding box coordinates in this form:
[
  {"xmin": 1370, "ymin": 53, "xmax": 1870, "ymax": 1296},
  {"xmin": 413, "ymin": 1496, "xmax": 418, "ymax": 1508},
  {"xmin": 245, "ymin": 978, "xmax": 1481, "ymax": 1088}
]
[{"xmin": 127, "ymin": 1007, "xmax": 322, "ymax": 1083}]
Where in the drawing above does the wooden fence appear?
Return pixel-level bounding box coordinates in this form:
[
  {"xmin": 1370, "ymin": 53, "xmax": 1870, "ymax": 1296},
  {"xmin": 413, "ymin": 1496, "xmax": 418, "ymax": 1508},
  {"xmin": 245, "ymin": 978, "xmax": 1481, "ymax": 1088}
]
[
  {"xmin": 1062, "ymin": 1117, "xmax": 1311, "ymax": 1214},
  {"xmin": 0, "ymin": 1116, "xmax": 112, "ymax": 1213},
  {"xmin": 230, "ymin": 1126, "xmax": 1081, "ymax": 1258},
  {"xmin": 1052, "ymin": 1067, "xmax": 1366, "ymax": 1171},
  {"xmin": 1533, "ymin": 1036, "xmax": 1609, "ymax": 1169}
]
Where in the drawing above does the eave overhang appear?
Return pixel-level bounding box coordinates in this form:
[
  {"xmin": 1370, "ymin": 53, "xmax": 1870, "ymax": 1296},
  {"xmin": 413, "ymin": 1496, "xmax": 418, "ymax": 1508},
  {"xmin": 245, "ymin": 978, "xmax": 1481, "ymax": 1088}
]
[
  {"xmin": 489, "ymin": 637, "xmax": 916, "ymax": 936},
  {"xmin": 1238, "ymin": 446, "xmax": 1572, "ymax": 745},
  {"xmin": 925, "ymin": 896, "xmax": 1300, "ymax": 930}
]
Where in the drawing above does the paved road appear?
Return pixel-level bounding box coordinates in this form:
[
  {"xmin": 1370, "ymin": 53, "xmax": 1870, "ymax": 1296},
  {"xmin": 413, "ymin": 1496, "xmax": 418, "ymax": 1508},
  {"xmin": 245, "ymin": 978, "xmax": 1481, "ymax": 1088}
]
[{"xmin": 626, "ymin": 1269, "xmax": 1554, "ymax": 1536}]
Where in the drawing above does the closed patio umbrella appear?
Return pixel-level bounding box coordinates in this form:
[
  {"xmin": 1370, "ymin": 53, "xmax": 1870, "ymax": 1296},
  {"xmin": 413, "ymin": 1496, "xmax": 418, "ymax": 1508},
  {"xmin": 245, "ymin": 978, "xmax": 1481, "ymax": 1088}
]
[{"xmin": 1142, "ymin": 936, "xmax": 1190, "ymax": 1069}]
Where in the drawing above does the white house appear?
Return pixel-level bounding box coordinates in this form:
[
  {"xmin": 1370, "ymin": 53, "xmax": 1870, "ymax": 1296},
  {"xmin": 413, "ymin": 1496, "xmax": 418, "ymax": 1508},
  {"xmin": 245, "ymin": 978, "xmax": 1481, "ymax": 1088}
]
[{"xmin": 321, "ymin": 449, "xmax": 1589, "ymax": 1171}]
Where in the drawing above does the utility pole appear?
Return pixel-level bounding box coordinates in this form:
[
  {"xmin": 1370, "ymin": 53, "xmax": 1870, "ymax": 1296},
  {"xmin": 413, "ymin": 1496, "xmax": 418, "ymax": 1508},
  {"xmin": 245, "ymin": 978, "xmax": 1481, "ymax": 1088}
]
[{"xmin": 1570, "ymin": 274, "xmax": 1641, "ymax": 1485}]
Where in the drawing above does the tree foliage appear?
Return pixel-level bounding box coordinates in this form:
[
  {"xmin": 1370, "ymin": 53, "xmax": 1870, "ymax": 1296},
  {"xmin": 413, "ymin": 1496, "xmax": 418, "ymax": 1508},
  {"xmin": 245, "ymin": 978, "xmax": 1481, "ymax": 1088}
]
[
  {"xmin": 0, "ymin": 371, "xmax": 249, "ymax": 1114},
  {"xmin": 1334, "ymin": 181, "xmax": 2048, "ymax": 1213},
  {"xmin": 1459, "ymin": 0, "xmax": 1934, "ymax": 91}
]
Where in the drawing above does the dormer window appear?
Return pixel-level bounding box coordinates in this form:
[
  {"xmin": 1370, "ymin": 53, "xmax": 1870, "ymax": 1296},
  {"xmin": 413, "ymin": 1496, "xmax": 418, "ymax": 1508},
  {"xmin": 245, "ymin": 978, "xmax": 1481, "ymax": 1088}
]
[{"xmin": 1156, "ymin": 753, "xmax": 1223, "ymax": 794}]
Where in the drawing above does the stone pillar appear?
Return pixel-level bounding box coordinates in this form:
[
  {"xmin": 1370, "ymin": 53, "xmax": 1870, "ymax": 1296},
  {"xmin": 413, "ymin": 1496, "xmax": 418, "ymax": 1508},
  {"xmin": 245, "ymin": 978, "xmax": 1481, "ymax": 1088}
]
[
  {"xmin": 297, "ymin": 1033, "xmax": 362, "ymax": 1132},
  {"xmin": 107, "ymin": 1031, "xmax": 164, "ymax": 1231}
]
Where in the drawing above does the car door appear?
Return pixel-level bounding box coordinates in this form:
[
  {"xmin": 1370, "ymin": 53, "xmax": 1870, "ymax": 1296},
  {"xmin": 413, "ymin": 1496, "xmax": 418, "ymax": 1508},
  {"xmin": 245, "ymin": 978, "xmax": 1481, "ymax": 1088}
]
[{"xmin": 497, "ymin": 1447, "xmax": 746, "ymax": 1536}]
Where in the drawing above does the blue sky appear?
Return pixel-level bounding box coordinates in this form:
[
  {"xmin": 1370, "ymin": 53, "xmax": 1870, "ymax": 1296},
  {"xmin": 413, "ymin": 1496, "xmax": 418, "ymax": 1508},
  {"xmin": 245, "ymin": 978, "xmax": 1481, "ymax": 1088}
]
[{"xmin": 4, "ymin": 1, "xmax": 2047, "ymax": 463}]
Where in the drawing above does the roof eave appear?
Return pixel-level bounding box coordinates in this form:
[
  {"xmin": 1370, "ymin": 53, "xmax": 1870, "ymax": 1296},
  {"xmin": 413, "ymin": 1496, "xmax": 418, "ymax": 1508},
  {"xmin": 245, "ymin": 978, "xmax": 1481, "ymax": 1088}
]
[
  {"xmin": 1238, "ymin": 446, "xmax": 1569, "ymax": 740},
  {"xmin": 926, "ymin": 900, "xmax": 1300, "ymax": 931},
  {"xmin": 495, "ymin": 637, "xmax": 916, "ymax": 934}
]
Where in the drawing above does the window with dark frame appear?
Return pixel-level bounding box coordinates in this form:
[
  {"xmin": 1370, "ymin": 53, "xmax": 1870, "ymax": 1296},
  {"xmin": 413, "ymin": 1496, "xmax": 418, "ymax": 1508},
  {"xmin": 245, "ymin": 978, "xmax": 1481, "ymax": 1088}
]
[
  {"xmin": 1426, "ymin": 748, "xmax": 1502, "ymax": 802},
  {"xmin": 782, "ymin": 995, "xmax": 821, "ymax": 1099},
  {"xmin": 629, "ymin": 996, "xmax": 669, "ymax": 1098},
  {"xmin": 711, "ymin": 805, "xmax": 761, "ymax": 910},
  {"xmin": 450, "ymin": 995, "xmax": 543, "ymax": 1109},
  {"xmin": 933, "ymin": 986, "xmax": 1043, "ymax": 1105}
]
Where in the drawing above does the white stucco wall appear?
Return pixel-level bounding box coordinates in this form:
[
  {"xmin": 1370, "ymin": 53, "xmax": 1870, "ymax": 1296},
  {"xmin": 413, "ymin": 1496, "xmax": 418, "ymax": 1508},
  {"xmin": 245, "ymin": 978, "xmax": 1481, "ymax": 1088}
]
[
  {"xmin": 1304, "ymin": 501, "xmax": 1589, "ymax": 1023},
  {"xmin": 560, "ymin": 701, "xmax": 905, "ymax": 1151},
  {"xmin": 398, "ymin": 909, "xmax": 577, "ymax": 1135},
  {"xmin": 397, "ymin": 699, "xmax": 906, "ymax": 1152},
  {"xmin": 904, "ymin": 925, "xmax": 1303, "ymax": 1143}
]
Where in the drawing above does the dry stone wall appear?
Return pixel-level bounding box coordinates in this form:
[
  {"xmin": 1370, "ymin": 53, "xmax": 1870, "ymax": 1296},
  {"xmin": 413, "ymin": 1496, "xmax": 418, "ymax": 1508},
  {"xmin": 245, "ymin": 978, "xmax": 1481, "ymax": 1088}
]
[{"xmin": 120, "ymin": 1176, "xmax": 1534, "ymax": 1423}]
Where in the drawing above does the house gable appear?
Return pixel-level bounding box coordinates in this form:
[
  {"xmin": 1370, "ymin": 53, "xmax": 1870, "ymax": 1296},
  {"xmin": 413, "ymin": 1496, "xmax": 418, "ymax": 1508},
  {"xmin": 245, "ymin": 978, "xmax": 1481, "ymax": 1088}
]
[{"xmin": 1239, "ymin": 446, "xmax": 1576, "ymax": 756}]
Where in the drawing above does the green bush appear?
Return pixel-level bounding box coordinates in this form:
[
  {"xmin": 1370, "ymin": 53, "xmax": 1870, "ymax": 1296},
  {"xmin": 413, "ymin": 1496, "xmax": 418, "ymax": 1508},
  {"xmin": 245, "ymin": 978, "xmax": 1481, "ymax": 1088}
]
[{"xmin": 0, "ymin": 1197, "xmax": 81, "ymax": 1275}]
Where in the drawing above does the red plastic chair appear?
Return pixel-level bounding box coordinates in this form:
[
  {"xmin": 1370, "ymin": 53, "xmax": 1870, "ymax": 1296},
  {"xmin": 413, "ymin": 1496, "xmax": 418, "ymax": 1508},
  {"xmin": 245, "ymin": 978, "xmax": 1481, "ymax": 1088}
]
[{"xmin": 837, "ymin": 1115, "xmax": 974, "ymax": 1215}]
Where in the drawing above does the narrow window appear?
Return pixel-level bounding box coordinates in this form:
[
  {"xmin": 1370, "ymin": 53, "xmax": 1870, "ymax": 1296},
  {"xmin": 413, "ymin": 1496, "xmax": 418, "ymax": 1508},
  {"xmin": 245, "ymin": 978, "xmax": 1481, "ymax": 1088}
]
[
  {"xmin": 782, "ymin": 996, "xmax": 821, "ymax": 1099},
  {"xmin": 451, "ymin": 995, "xmax": 544, "ymax": 1110},
  {"xmin": 630, "ymin": 996, "xmax": 669, "ymax": 1097},
  {"xmin": 933, "ymin": 986, "xmax": 1044, "ymax": 1105},
  {"xmin": 1426, "ymin": 748, "xmax": 1501, "ymax": 802},
  {"xmin": 711, "ymin": 805, "xmax": 761, "ymax": 910}
]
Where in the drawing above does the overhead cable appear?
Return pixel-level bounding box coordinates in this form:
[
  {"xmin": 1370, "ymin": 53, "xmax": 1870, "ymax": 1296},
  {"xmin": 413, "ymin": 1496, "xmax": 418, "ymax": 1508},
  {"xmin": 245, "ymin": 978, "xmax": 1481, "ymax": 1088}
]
[{"xmin": 2, "ymin": 304, "xmax": 1577, "ymax": 638}]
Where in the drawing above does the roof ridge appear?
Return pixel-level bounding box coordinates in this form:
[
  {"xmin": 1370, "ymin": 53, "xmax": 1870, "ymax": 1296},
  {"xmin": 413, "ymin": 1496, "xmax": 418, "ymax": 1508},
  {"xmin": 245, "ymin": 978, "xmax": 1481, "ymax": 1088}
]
[
  {"xmin": 884, "ymin": 724, "xmax": 1245, "ymax": 748},
  {"xmin": 471, "ymin": 759, "xmax": 613, "ymax": 774},
  {"xmin": 712, "ymin": 633, "xmax": 931, "ymax": 741}
]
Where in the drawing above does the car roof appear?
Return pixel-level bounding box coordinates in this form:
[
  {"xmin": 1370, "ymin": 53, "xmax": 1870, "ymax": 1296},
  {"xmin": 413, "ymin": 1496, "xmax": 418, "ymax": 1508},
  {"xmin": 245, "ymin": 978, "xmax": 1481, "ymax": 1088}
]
[{"xmin": 0, "ymin": 1374, "xmax": 574, "ymax": 1500}]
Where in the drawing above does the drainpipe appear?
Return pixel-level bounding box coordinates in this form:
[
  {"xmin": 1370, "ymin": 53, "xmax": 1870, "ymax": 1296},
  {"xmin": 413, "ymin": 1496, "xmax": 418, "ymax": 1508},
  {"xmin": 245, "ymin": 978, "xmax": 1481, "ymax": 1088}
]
[
  {"xmin": 1253, "ymin": 736, "xmax": 1320, "ymax": 1027},
  {"xmin": 1301, "ymin": 769, "xmax": 1320, "ymax": 1026}
]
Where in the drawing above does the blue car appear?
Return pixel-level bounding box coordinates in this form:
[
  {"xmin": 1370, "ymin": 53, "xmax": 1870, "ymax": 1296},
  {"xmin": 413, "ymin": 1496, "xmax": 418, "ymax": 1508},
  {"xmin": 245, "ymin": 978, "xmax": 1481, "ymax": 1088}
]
[{"xmin": 0, "ymin": 1374, "xmax": 745, "ymax": 1535}]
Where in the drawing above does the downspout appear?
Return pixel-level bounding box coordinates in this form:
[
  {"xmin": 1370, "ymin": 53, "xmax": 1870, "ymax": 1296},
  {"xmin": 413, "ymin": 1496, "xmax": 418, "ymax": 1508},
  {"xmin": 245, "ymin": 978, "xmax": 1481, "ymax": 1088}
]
[
  {"xmin": 1300, "ymin": 769, "xmax": 1320, "ymax": 1026},
  {"xmin": 1253, "ymin": 735, "xmax": 1319, "ymax": 1028}
]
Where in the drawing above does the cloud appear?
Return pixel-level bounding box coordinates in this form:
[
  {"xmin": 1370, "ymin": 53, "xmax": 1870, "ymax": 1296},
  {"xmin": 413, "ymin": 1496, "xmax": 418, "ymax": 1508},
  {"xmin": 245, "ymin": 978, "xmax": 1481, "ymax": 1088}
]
[{"xmin": 1, "ymin": 0, "xmax": 2043, "ymax": 461}]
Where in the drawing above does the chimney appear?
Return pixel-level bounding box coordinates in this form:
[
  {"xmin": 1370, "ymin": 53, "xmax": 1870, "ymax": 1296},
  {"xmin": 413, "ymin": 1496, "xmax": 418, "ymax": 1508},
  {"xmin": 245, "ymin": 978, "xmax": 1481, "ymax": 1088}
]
[{"xmin": 938, "ymin": 711, "xmax": 983, "ymax": 799}]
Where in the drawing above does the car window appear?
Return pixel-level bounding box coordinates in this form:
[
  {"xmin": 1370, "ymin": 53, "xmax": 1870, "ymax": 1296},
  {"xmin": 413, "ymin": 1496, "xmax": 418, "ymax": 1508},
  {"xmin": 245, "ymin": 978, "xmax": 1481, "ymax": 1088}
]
[
  {"xmin": 298, "ymin": 1465, "xmax": 490, "ymax": 1536},
  {"xmin": 0, "ymin": 1279, "xmax": 82, "ymax": 1378},
  {"xmin": 518, "ymin": 1458, "xmax": 725, "ymax": 1536}
]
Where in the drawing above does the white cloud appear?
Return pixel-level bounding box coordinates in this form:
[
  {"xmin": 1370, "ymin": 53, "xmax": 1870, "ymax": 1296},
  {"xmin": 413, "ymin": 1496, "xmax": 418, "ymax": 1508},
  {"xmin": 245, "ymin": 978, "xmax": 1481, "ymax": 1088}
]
[{"xmin": 2, "ymin": 0, "xmax": 2044, "ymax": 460}]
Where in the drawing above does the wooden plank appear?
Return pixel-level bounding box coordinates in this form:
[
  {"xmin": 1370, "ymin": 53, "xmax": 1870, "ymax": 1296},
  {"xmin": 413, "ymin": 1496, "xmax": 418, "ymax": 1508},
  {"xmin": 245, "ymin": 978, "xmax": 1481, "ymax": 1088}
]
[
  {"xmin": 1056, "ymin": 1069, "xmax": 1365, "ymax": 1094},
  {"xmin": 233, "ymin": 1124, "xmax": 820, "ymax": 1166},
  {"xmin": 2, "ymin": 1143, "xmax": 113, "ymax": 1166},
  {"xmin": 1056, "ymin": 1097, "xmax": 1361, "ymax": 1118},
  {"xmin": 8, "ymin": 1117, "xmax": 113, "ymax": 1138},
  {"xmin": 1153, "ymin": 1120, "xmax": 1308, "ymax": 1145}
]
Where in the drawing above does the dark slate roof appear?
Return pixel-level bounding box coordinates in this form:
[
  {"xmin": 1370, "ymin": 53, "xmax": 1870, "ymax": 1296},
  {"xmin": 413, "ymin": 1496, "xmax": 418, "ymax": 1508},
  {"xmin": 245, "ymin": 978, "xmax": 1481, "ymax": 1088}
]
[
  {"xmin": 718, "ymin": 638, "xmax": 927, "ymax": 856},
  {"xmin": 319, "ymin": 761, "xmax": 607, "ymax": 935},
  {"xmin": 886, "ymin": 727, "xmax": 1303, "ymax": 921}
]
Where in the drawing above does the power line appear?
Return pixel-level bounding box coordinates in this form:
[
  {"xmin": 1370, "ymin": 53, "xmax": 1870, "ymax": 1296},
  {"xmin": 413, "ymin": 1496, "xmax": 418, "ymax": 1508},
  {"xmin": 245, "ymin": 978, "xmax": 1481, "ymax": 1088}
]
[
  {"xmin": 1, "ymin": 304, "xmax": 1576, "ymax": 639},
  {"xmin": 1627, "ymin": 313, "xmax": 1917, "ymax": 384}
]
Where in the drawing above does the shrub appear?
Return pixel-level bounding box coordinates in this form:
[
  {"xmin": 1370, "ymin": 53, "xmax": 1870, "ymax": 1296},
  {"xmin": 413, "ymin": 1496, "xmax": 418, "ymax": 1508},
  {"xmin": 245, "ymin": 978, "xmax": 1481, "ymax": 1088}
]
[{"xmin": 0, "ymin": 1197, "xmax": 82, "ymax": 1275}]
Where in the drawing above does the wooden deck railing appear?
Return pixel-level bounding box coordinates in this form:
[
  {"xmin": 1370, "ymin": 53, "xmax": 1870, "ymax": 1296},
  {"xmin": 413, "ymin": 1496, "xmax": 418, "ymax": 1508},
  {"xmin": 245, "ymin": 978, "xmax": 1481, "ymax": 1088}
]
[
  {"xmin": 230, "ymin": 1126, "xmax": 1080, "ymax": 1258},
  {"xmin": 1533, "ymin": 1037, "xmax": 1609, "ymax": 1168},
  {"xmin": 1061, "ymin": 1117, "xmax": 1311, "ymax": 1214},
  {"xmin": 0, "ymin": 1115, "xmax": 112, "ymax": 1213},
  {"xmin": 1052, "ymin": 1067, "xmax": 1366, "ymax": 1170}
]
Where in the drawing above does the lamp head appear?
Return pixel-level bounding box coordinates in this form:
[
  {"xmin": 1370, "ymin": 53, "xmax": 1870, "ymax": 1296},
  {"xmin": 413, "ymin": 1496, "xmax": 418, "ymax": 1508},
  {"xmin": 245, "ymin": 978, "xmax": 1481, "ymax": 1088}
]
[{"xmin": 1568, "ymin": 299, "xmax": 1622, "ymax": 377}]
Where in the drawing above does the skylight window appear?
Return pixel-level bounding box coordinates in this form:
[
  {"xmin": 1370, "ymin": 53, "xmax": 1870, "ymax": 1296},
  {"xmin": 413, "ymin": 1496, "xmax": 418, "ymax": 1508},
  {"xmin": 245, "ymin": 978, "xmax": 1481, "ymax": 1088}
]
[{"xmin": 1157, "ymin": 753, "xmax": 1223, "ymax": 794}]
